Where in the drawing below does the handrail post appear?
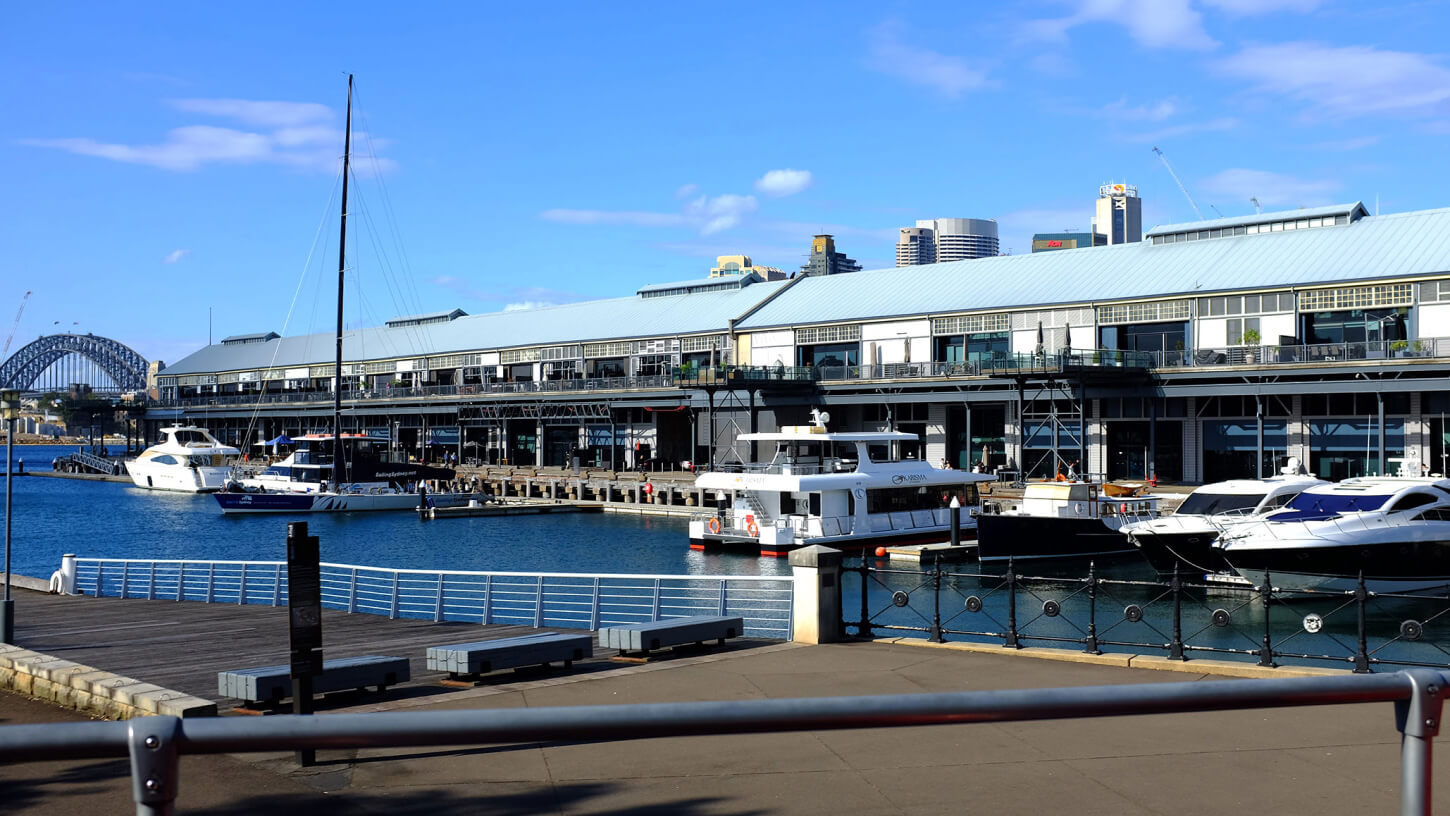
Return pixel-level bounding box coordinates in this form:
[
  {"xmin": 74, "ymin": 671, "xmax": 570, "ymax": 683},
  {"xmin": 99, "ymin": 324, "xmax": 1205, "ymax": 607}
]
[
  {"xmin": 96, "ymin": 561, "xmax": 104, "ymax": 597},
  {"xmin": 390, "ymin": 572, "xmax": 400, "ymax": 619},
  {"xmin": 1259, "ymin": 570, "xmax": 1275, "ymax": 667},
  {"xmin": 652, "ymin": 578, "xmax": 663, "ymax": 621},
  {"xmin": 929, "ymin": 555, "xmax": 944, "ymax": 643},
  {"xmin": 176, "ymin": 563, "xmax": 186, "ymax": 602},
  {"xmin": 535, "ymin": 575, "xmax": 546, "ymax": 628},
  {"xmin": 272, "ymin": 564, "xmax": 282, "ymax": 607},
  {"xmin": 591, "ymin": 578, "xmax": 602, "ymax": 630},
  {"xmin": 147, "ymin": 563, "xmax": 157, "ymax": 601},
  {"xmin": 348, "ymin": 568, "xmax": 359, "ymax": 613},
  {"xmin": 434, "ymin": 574, "xmax": 445, "ymax": 622},
  {"xmin": 205, "ymin": 562, "xmax": 215, "ymax": 604},
  {"xmin": 718, "ymin": 579, "xmax": 728, "ymax": 616},
  {"xmin": 483, "ymin": 575, "xmax": 492, "ymax": 625},
  {"xmin": 1005, "ymin": 558, "xmax": 1020, "ymax": 649},
  {"xmin": 1169, "ymin": 567, "xmax": 1185, "ymax": 661},
  {"xmin": 1395, "ymin": 668, "xmax": 1445, "ymax": 816},
  {"xmin": 858, "ymin": 561, "xmax": 873, "ymax": 639},
  {"xmin": 127, "ymin": 715, "xmax": 181, "ymax": 816},
  {"xmin": 121, "ymin": 561, "xmax": 130, "ymax": 600},
  {"xmin": 1085, "ymin": 561, "xmax": 1100, "ymax": 654},
  {"xmin": 238, "ymin": 563, "xmax": 247, "ymax": 605},
  {"xmin": 1354, "ymin": 570, "xmax": 1371, "ymax": 673}
]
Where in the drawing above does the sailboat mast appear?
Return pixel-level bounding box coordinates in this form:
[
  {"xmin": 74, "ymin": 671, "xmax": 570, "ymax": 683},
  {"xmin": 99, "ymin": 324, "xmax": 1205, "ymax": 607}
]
[{"xmin": 332, "ymin": 74, "xmax": 353, "ymax": 492}]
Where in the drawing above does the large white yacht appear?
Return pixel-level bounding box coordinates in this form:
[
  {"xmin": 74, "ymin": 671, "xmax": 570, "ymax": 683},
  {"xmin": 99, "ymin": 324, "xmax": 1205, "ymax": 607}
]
[
  {"xmin": 689, "ymin": 411, "xmax": 994, "ymax": 557},
  {"xmin": 126, "ymin": 425, "xmax": 241, "ymax": 493},
  {"xmin": 1217, "ymin": 460, "xmax": 1450, "ymax": 593},
  {"xmin": 1122, "ymin": 466, "xmax": 1328, "ymax": 578}
]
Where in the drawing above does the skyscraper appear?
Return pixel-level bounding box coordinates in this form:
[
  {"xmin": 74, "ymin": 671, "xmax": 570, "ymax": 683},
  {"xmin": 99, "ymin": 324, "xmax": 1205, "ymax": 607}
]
[
  {"xmin": 1094, "ymin": 183, "xmax": 1142, "ymax": 245},
  {"xmin": 895, "ymin": 218, "xmax": 999, "ymax": 266},
  {"xmin": 799, "ymin": 235, "xmax": 862, "ymax": 277}
]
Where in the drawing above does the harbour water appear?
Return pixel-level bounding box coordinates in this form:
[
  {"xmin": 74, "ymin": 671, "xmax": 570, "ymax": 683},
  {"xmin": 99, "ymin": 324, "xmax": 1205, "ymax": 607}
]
[{"xmin": 2, "ymin": 445, "xmax": 788, "ymax": 580}]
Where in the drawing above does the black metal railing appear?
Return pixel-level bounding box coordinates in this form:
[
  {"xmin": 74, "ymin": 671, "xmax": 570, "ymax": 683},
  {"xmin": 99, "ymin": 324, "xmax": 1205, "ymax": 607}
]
[{"xmin": 848, "ymin": 558, "xmax": 1450, "ymax": 673}]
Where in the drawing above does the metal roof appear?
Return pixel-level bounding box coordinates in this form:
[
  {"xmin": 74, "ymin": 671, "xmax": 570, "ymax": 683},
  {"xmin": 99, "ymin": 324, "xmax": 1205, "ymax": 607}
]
[
  {"xmin": 164, "ymin": 279, "xmax": 789, "ymax": 375},
  {"xmin": 220, "ymin": 332, "xmax": 280, "ymax": 345},
  {"xmin": 737, "ymin": 206, "xmax": 1450, "ymax": 330},
  {"xmin": 636, "ymin": 274, "xmax": 758, "ymax": 295},
  {"xmin": 385, "ymin": 308, "xmax": 466, "ymax": 327},
  {"xmin": 1145, "ymin": 202, "xmax": 1368, "ymax": 237}
]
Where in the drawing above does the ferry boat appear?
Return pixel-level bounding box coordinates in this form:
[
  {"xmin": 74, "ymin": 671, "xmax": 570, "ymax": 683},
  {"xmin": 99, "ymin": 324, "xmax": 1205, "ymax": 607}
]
[
  {"xmin": 689, "ymin": 412, "xmax": 994, "ymax": 557},
  {"xmin": 1122, "ymin": 467, "xmax": 1327, "ymax": 579},
  {"xmin": 1216, "ymin": 463, "xmax": 1450, "ymax": 593},
  {"xmin": 126, "ymin": 425, "xmax": 240, "ymax": 493},
  {"xmin": 976, "ymin": 482, "xmax": 1160, "ymax": 563},
  {"xmin": 215, "ymin": 433, "xmax": 476, "ymax": 513}
]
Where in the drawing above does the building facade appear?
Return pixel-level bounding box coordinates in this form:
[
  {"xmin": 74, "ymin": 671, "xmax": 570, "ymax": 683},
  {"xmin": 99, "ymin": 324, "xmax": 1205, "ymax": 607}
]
[
  {"xmin": 1031, "ymin": 231, "xmax": 1106, "ymax": 253},
  {"xmin": 153, "ymin": 202, "xmax": 1450, "ymax": 486},
  {"xmin": 709, "ymin": 254, "xmax": 787, "ymax": 281},
  {"xmin": 895, "ymin": 227, "xmax": 934, "ymax": 266},
  {"xmin": 897, "ymin": 218, "xmax": 998, "ymax": 265},
  {"xmin": 798, "ymin": 234, "xmax": 862, "ymax": 277},
  {"xmin": 1094, "ymin": 183, "xmax": 1142, "ymax": 245}
]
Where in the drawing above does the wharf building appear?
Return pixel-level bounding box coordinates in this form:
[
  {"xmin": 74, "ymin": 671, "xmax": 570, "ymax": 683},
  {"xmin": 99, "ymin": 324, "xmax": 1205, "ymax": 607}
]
[
  {"xmin": 152, "ymin": 201, "xmax": 1450, "ymax": 484},
  {"xmin": 896, "ymin": 218, "xmax": 999, "ymax": 266}
]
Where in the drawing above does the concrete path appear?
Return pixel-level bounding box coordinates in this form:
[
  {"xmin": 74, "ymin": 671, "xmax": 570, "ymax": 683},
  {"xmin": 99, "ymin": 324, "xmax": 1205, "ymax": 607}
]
[{"xmin": 5, "ymin": 638, "xmax": 1444, "ymax": 814}]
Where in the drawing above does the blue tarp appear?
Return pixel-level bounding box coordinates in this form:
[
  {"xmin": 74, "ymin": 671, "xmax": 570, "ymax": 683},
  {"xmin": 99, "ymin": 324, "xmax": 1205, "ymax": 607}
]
[{"xmin": 265, "ymin": 435, "xmax": 294, "ymax": 446}]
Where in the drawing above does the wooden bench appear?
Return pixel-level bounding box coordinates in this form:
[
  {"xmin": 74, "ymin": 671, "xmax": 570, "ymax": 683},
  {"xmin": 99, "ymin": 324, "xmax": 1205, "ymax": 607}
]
[
  {"xmin": 217, "ymin": 654, "xmax": 410, "ymax": 705},
  {"xmin": 598, "ymin": 615, "xmax": 743, "ymax": 657},
  {"xmin": 426, "ymin": 632, "xmax": 593, "ymax": 682}
]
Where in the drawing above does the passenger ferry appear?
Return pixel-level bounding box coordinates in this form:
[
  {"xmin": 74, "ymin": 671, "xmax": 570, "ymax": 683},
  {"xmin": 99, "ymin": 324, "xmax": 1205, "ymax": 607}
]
[
  {"xmin": 126, "ymin": 425, "xmax": 240, "ymax": 493},
  {"xmin": 976, "ymin": 481, "xmax": 1160, "ymax": 562},
  {"xmin": 215, "ymin": 433, "xmax": 476, "ymax": 513},
  {"xmin": 689, "ymin": 412, "xmax": 994, "ymax": 557}
]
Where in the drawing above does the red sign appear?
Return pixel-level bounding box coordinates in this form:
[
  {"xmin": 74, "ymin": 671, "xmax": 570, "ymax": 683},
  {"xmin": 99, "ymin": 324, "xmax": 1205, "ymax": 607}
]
[{"xmin": 1047, "ymin": 240, "xmax": 1062, "ymax": 247}]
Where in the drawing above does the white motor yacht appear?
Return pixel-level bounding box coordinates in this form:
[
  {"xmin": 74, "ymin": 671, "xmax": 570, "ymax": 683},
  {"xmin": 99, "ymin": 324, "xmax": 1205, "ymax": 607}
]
[
  {"xmin": 689, "ymin": 411, "xmax": 994, "ymax": 557},
  {"xmin": 1123, "ymin": 465, "xmax": 1327, "ymax": 578},
  {"xmin": 1217, "ymin": 459, "xmax": 1450, "ymax": 593},
  {"xmin": 126, "ymin": 426, "xmax": 240, "ymax": 493}
]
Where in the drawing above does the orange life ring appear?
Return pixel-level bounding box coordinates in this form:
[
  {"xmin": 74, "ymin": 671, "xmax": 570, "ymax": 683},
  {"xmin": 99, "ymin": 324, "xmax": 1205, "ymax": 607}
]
[
  {"xmin": 746, "ymin": 520, "xmax": 760, "ymax": 537},
  {"xmin": 707, "ymin": 517, "xmax": 722, "ymax": 534}
]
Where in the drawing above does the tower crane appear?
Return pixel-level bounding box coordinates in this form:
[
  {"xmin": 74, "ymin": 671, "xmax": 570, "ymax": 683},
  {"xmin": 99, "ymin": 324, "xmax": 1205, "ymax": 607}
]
[
  {"xmin": 1251, "ymin": 197, "xmax": 1262, "ymax": 214},
  {"xmin": 1152, "ymin": 146, "xmax": 1205, "ymax": 221},
  {"xmin": 3, "ymin": 290, "xmax": 30, "ymax": 359}
]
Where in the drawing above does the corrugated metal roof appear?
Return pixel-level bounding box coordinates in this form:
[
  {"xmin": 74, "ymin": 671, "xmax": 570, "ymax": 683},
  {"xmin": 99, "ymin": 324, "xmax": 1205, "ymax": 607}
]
[
  {"xmin": 164, "ymin": 279, "xmax": 789, "ymax": 375},
  {"xmin": 738, "ymin": 206, "xmax": 1450, "ymax": 330},
  {"xmin": 220, "ymin": 332, "xmax": 279, "ymax": 345},
  {"xmin": 385, "ymin": 308, "xmax": 466, "ymax": 327},
  {"xmin": 1145, "ymin": 202, "xmax": 1367, "ymax": 236},
  {"xmin": 635, "ymin": 274, "xmax": 758, "ymax": 295}
]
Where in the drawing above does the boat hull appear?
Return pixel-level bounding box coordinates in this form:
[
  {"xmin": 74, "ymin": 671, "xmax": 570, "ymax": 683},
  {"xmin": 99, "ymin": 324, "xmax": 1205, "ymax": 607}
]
[
  {"xmin": 1128, "ymin": 529, "xmax": 1232, "ymax": 578},
  {"xmin": 216, "ymin": 490, "xmax": 479, "ymax": 514},
  {"xmin": 689, "ymin": 525, "xmax": 978, "ymax": 558},
  {"xmin": 1223, "ymin": 538, "xmax": 1450, "ymax": 594},
  {"xmin": 127, "ymin": 462, "xmax": 231, "ymax": 493},
  {"xmin": 975, "ymin": 514, "xmax": 1137, "ymax": 562}
]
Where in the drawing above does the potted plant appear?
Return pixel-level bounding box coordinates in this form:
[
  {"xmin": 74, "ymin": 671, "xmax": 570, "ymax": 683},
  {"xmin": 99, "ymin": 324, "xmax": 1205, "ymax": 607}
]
[
  {"xmin": 1413, "ymin": 339, "xmax": 1427, "ymax": 356},
  {"xmin": 1391, "ymin": 340, "xmax": 1409, "ymax": 358},
  {"xmin": 1241, "ymin": 328, "xmax": 1261, "ymax": 364}
]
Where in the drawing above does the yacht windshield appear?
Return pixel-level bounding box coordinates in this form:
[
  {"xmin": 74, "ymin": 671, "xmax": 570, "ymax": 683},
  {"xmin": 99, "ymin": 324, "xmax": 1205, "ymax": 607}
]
[
  {"xmin": 1176, "ymin": 492, "xmax": 1264, "ymax": 516},
  {"xmin": 1270, "ymin": 491, "xmax": 1391, "ymax": 521}
]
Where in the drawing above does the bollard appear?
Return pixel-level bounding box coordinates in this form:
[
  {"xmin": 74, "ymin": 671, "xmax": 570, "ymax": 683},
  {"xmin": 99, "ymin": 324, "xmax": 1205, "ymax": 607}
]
[{"xmin": 789, "ymin": 546, "xmax": 843, "ymax": 644}]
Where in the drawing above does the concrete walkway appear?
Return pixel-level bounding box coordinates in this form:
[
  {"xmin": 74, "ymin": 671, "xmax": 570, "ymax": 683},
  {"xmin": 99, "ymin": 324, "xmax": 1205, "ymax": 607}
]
[{"xmin": 4, "ymin": 636, "xmax": 1444, "ymax": 814}]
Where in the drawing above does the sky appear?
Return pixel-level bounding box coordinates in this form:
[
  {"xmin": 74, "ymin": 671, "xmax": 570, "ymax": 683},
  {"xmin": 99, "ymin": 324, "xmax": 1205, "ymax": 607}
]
[{"xmin": 4, "ymin": 1, "xmax": 1450, "ymax": 368}]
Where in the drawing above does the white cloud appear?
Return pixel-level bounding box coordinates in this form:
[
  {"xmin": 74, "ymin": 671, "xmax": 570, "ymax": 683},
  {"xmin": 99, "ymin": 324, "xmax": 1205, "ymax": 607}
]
[
  {"xmin": 1100, "ymin": 97, "xmax": 1180, "ymax": 121},
  {"xmin": 1128, "ymin": 116, "xmax": 1238, "ymax": 142},
  {"xmin": 1200, "ymin": 168, "xmax": 1342, "ymax": 208},
  {"xmin": 169, "ymin": 98, "xmax": 333, "ymax": 127},
  {"xmin": 754, "ymin": 169, "xmax": 813, "ymax": 197},
  {"xmin": 544, "ymin": 191, "xmax": 758, "ymax": 236},
  {"xmin": 866, "ymin": 21, "xmax": 993, "ymax": 98},
  {"xmin": 1027, "ymin": 0, "xmax": 1216, "ymax": 51},
  {"xmin": 163, "ymin": 249, "xmax": 190, "ymax": 264},
  {"xmin": 684, "ymin": 193, "xmax": 758, "ymax": 235},
  {"xmin": 1201, "ymin": 0, "xmax": 1322, "ymax": 15},
  {"xmin": 674, "ymin": 183, "xmax": 700, "ymax": 199},
  {"xmin": 1217, "ymin": 42, "xmax": 1450, "ymax": 119},
  {"xmin": 23, "ymin": 97, "xmax": 394, "ymax": 174}
]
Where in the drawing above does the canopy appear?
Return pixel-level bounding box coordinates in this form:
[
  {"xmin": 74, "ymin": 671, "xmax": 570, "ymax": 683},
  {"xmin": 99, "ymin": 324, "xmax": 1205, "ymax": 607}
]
[{"xmin": 266, "ymin": 434, "xmax": 294, "ymax": 446}]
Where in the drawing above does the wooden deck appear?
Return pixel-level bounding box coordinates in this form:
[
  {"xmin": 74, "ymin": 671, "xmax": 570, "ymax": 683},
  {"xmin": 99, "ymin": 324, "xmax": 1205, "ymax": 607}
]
[{"xmin": 10, "ymin": 590, "xmax": 639, "ymax": 709}]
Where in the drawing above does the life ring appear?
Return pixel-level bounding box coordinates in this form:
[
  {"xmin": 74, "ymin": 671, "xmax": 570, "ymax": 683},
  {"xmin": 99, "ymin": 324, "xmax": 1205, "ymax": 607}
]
[
  {"xmin": 707, "ymin": 517, "xmax": 722, "ymax": 534},
  {"xmin": 746, "ymin": 520, "xmax": 760, "ymax": 538},
  {"xmin": 1120, "ymin": 502, "xmax": 1129, "ymax": 514}
]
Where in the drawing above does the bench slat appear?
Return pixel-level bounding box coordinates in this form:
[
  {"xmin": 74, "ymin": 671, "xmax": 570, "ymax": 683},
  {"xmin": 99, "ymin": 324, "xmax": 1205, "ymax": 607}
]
[
  {"xmin": 598, "ymin": 615, "xmax": 742, "ymax": 653},
  {"xmin": 426, "ymin": 633, "xmax": 593, "ymax": 677},
  {"xmin": 218, "ymin": 655, "xmax": 410, "ymax": 703}
]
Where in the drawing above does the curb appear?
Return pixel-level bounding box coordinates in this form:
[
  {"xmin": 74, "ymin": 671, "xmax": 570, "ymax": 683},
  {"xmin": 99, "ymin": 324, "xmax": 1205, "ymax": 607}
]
[{"xmin": 0, "ymin": 643, "xmax": 217, "ymax": 719}]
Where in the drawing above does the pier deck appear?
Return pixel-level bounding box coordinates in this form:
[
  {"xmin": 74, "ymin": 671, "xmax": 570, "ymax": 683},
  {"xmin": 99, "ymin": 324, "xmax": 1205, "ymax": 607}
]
[{"xmin": 8, "ymin": 591, "xmax": 756, "ymax": 708}]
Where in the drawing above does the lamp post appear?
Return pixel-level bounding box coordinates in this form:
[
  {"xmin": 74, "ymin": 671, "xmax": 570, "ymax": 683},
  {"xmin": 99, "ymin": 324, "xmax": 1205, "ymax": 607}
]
[{"xmin": 2, "ymin": 388, "xmax": 20, "ymax": 644}]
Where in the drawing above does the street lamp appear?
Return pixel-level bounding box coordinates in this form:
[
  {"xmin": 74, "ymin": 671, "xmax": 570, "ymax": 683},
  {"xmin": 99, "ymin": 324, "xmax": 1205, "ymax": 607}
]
[{"xmin": 1, "ymin": 388, "xmax": 20, "ymax": 643}]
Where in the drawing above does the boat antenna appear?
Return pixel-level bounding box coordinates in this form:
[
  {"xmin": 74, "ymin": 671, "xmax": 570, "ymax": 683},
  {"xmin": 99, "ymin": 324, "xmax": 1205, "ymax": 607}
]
[{"xmin": 332, "ymin": 73, "xmax": 352, "ymax": 492}]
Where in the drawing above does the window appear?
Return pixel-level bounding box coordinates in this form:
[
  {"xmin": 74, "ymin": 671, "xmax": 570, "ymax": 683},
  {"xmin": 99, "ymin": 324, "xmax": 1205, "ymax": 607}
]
[
  {"xmin": 1226, "ymin": 317, "xmax": 1260, "ymax": 345},
  {"xmin": 796, "ymin": 324, "xmax": 861, "ymax": 345},
  {"xmin": 1389, "ymin": 493, "xmax": 1437, "ymax": 513}
]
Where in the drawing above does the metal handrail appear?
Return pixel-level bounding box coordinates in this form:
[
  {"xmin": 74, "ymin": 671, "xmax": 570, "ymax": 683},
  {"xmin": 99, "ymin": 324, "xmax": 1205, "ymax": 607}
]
[{"xmin": 0, "ymin": 669, "xmax": 1441, "ymax": 814}]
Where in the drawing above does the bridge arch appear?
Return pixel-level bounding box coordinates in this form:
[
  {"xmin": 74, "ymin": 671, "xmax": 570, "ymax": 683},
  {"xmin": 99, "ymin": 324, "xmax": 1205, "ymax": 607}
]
[{"xmin": 0, "ymin": 333, "xmax": 149, "ymax": 393}]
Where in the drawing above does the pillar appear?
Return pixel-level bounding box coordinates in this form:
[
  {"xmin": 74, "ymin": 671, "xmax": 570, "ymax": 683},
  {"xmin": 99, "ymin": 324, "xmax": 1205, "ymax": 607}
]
[
  {"xmin": 536, "ymin": 420, "xmax": 545, "ymax": 468},
  {"xmin": 789, "ymin": 545, "xmax": 843, "ymax": 644}
]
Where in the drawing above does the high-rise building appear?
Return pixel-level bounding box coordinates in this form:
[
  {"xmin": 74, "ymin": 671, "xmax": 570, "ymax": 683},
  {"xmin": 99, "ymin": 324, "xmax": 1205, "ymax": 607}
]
[
  {"xmin": 1031, "ymin": 231, "xmax": 1106, "ymax": 252},
  {"xmin": 799, "ymin": 235, "xmax": 862, "ymax": 277},
  {"xmin": 1094, "ymin": 183, "xmax": 1142, "ymax": 245},
  {"xmin": 709, "ymin": 254, "xmax": 787, "ymax": 281},
  {"xmin": 895, "ymin": 218, "xmax": 998, "ymax": 266}
]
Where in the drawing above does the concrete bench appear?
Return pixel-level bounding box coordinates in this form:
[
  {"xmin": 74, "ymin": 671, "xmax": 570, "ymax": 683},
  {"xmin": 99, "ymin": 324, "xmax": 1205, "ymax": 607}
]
[
  {"xmin": 217, "ymin": 654, "xmax": 410, "ymax": 705},
  {"xmin": 426, "ymin": 632, "xmax": 593, "ymax": 680},
  {"xmin": 599, "ymin": 615, "xmax": 743, "ymax": 656}
]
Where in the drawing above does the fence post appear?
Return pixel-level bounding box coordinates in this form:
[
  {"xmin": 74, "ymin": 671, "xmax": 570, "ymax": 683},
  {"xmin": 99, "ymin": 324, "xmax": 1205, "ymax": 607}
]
[
  {"xmin": 929, "ymin": 555, "xmax": 944, "ymax": 643},
  {"xmin": 96, "ymin": 562, "xmax": 104, "ymax": 598},
  {"xmin": 535, "ymin": 576, "xmax": 546, "ymax": 628},
  {"xmin": 651, "ymin": 578, "xmax": 662, "ymax": 621},
  {"xmin": 238, "ymin": 564, "xmax": 247, "ymax": 606},
  {"xmin": 1169, "ymin": 567, "xmax": 1185, "ymax": 661},
  {"xmin": 718, "ymin": 580, "xmax": 728, "ymax": 616},
  {"xmin": 121, "ymin": 561, "xmax": 130, "ymax": 600},
  {"xmin": 176, "ymin": 564, "xmax": 186, "ymax": 602},
  {"xmin": 1085, "ymin": 561, "xmax": 1100, "ymax": 654},
  {"xmin": 390, "ymin": 572, "xmax": 401, "ymax": 619},
  {"xmin": 272, "ymin": 564, "xmax": 282, "ymax": 607},
  {"xmin": 1005, "ymin": 558, "xmax": 1020, "ymax": 649},
  {"xmin": 434, "ymin": 574, "xmax": 445, "ymax": 622},
  {"xmin": 1353, "ymin": 570, "xmax": 1370, "ymax": 673},
  {"xmin": 206, "ymin": 563, "xmax": 215, "ymax": 604},
  {"xmin": 591, "ymin": 578, "xmax": 602, "ymax": 630},
  {"xmin": 348, "ymin": 568, "xmax": 359, "ymax": 613},
  {"xmin": 147, "ymin": 563, "xmax": 157, "ymax": 601},
  {"xmin": 483, "ymin": 575, "xmax": 492, "ymax": 625},
  {"xmin": 858, "ymin": 561, "xmax": 872, "ymax": 639},
  {"xmin": 1258, "ymin": 570, "xmax": 1275, "ymax": 668}
]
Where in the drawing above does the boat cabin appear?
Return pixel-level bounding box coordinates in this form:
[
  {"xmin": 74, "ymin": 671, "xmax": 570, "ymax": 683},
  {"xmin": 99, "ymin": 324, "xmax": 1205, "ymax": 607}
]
[{"xmin": 1016, "ymin": 482, "xmax": 1158, "ymax": 521}]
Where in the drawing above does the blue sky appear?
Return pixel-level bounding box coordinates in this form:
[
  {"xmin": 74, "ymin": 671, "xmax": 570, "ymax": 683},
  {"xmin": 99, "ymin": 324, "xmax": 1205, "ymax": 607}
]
[{"xmin": 4, "ymin": 1, "xmax": 1450, "ymax": 366}]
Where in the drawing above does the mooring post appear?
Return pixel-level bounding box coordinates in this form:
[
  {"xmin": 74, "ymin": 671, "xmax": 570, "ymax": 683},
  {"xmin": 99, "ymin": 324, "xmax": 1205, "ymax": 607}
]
[
  {"xmin": 1169, "ymin": 567, "xmax": 1185, "ymax": 661},
  {"xmin": 1259, "ymin": 570, "xmax": 1275, "ymax": 668}
]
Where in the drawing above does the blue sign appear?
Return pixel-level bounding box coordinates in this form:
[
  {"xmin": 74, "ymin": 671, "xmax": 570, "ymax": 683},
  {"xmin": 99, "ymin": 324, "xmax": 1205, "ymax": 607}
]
[{"xmin": 428, "ymin": 427, "xmax": 460, "ymax": 445}]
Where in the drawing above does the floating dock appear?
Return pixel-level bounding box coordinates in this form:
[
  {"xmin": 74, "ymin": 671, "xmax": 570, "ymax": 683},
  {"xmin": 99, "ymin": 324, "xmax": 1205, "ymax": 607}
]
[
  {"xmin": 422, "ymin": 500, "xmax": 604, "ymax": 519},
  {"xmin": 882, "ymin": 542, "xmax": 976, "ymax": 562}
]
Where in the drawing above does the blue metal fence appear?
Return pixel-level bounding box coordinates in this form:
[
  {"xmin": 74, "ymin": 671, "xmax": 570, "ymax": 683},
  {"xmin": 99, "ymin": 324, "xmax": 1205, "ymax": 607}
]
[{"xmin": 73, "ymin": 558, "xmax": 794, "ymax": 640}]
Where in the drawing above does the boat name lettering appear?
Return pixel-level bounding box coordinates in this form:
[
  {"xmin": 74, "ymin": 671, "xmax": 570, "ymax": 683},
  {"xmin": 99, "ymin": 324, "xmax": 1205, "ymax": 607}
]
[{"xmin": 891, "ymin": 474, "xmax": 927, "ymax": 485}]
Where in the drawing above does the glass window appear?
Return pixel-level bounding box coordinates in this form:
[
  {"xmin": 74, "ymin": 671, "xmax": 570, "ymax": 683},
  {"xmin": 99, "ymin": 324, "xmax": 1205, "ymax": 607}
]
[
  {"xmin": 1389, "ymin": 493, "xmax": 1437, "ymax": 513},
  {"xmin": 1186, "ymin": 231, "xmax": 1199, "ymax": 242},
  {"xmin": 1298, "ymin": 219, "xmax": 1310, "ymax": 229},
  {"xmin": 1210, "ymin": 229, "xmax": 1222, "ymax": 239},
  {"xmin": 1280, "ymin": 292, "xmax": 1296, "ymax": 312},
  {"xmin": 1177, "ymin": 491, "xmax": 1265, "ymax": 515},
  {"xmin": 1202, "ymin": 420, "xmax": 1287, "ymax": 482},
  {"xmin": 1210, "ymin": 297, "xmax": 1225, "ymax": 316},
  {"xmin": 1309, "ymin": 418, "xmax": 1405, "ymax": 480},
  {"xmin": 1226, "ymin": 297, "xmax": 1242, "ymax": 315},
  {"xmin": 1272, "ymin": 222, "xmax": 1284, "ymax": 232},
  {"xmin": 1336, "ymin": 214, "xmax": 1349, "ymax": 225},
  {"xmin": 1235, "ymin": 226, "xmax": 1247, "ymax": 235},
  {"xmin": 1227, "ymin": 318, "xmax": 1242, "ymax": 344}
]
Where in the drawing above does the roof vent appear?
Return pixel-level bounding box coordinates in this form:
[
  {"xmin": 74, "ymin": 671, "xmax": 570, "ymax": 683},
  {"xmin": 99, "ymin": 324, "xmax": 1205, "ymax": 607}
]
[
  {"xmin": 386, "ymin": 308, "xmax": 467, "ymax": 328},
  {"xmin": 220, "ymin": 332, "xmax": 280, "ymax": 345}
]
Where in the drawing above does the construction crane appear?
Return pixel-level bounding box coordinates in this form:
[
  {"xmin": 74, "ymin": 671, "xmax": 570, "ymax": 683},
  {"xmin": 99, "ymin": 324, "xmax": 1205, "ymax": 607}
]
[
  {"xmin": 3, "ymin": 290, "xmax": 30, "ymax": 359},
  {"xmin": 1251, "ymin": 197, "xmax": 1262, "ymax": 214},
  {"xmin": 1152, "ymin": 146, "xmax": 1204, "ymax": 221}
]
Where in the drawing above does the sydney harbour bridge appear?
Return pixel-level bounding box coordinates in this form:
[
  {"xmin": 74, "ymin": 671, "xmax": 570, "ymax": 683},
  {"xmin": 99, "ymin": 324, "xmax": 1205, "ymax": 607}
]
[{"xmin": 0, "ymin": 333, "xmax": 150, "ymax": 395}]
